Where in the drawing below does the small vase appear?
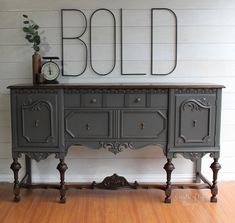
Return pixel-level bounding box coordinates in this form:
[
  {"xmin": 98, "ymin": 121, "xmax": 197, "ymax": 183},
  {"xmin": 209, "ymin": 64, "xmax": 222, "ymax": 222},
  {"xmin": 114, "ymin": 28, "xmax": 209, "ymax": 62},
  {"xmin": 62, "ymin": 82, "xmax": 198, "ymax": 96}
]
[{"xmin": 32, "ymin": 51, "xmax": 41, "ymax": 84}]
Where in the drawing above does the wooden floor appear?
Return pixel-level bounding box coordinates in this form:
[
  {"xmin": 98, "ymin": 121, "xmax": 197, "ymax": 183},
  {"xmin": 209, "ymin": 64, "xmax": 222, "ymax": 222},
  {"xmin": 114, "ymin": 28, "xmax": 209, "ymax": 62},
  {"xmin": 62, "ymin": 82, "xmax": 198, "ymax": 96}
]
[{"xmin": 0, "ymin": 182, "xmax": 235, "ymax": 223}]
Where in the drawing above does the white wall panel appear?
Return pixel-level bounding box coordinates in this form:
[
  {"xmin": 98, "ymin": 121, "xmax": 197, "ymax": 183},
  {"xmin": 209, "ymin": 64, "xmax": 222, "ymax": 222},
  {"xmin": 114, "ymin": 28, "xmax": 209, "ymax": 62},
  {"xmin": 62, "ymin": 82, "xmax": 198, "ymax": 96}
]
[
  {"xmin": 0, "ymin": 94, "xmax": 10, "ymax": 111},
  {"xmin": 30, "ymin": 156, "xmax": 194, "ymax": 183},
  {"xmin": 2, "ymin": 0, "xmax": 235, "ymax": 11},
  {"xmin": 2, "ymin": 43, "xmax": 235, "ymax": 63},
  {"xmin": 0, "ymin": 111, "xmax": 11, "ymax": 127},
  {"xmin": 0, "ymin": 143, "xmax": 11, "ymax": 158},
  {"xmin": 2, "ymin": 26, "xmax": 235, "ymax": 46},
  {"xmin": 0, "ymin": 127, "xmax": 11, "ymax": 143},
  {"xmin": 2, "ymin": 61, "xmax": 235, "ymax": 78},
  {"xmin": 0, "ymin": 0, "xmax": 235, "ymax": 183}
]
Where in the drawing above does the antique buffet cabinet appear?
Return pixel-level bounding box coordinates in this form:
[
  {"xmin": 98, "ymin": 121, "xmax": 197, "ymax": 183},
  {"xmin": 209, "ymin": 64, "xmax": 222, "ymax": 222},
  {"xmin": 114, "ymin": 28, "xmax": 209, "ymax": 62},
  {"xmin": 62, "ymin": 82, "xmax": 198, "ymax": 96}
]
[{"xmin": 8, "ymin": 83, "xmax": 223, "ymax": 203}]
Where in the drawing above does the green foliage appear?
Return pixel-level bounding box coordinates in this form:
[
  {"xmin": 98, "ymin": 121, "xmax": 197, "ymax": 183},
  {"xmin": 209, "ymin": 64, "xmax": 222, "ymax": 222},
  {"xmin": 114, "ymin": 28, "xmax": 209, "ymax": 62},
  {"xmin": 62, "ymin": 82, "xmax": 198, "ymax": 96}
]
[{"xmin": 22, "ymin": 14, "xmax": 41, "ymax": 52}]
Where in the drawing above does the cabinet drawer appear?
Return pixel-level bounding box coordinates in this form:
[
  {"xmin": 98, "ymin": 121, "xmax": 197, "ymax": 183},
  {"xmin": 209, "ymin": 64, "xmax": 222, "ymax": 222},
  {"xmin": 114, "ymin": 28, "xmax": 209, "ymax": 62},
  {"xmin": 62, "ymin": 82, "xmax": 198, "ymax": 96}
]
[
  {"xmin": 126, "ymin": 94, "xmax": 146, "ymax": 107},
  {"xmin": 121, "ymin": 110, "xmax": 167, "ymax": 139},
  {"xmin": 174, "ymin": 94, "xmax": 216, "ymax": 147},
  {"xmin": 64, "ymin": 93, "xmax": 80, "ymax": 108},
  {"xmin": 150, "ymin": 93, "xmax": 168, "ymax": 107},
  {"xmin": 65, "ymin": 110, "xmax": 111, "ymax": 139},
  {"xmin": 81, "ymin": 94, "xmax": 102, "ymax": 107},
  {"xmin": 105, "ymin": 94, "xmax": 125, "ymax": 107}
]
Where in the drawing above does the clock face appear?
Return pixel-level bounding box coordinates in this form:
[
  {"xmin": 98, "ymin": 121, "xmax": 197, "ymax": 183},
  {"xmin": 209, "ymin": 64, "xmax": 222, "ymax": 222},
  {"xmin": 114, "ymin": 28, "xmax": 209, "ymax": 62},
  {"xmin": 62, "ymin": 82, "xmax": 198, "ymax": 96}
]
[{"xmin": 41, "ymin": 61, "xmax": 60, "ymax": 81}]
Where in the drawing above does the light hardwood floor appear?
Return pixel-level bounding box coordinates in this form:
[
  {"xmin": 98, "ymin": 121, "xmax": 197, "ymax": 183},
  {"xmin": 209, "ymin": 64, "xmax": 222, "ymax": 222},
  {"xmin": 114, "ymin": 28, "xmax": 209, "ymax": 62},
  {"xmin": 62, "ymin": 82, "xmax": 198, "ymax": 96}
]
[{"xmin": 0, "ymin": 182, "xmax": 235, "ymax": 223}]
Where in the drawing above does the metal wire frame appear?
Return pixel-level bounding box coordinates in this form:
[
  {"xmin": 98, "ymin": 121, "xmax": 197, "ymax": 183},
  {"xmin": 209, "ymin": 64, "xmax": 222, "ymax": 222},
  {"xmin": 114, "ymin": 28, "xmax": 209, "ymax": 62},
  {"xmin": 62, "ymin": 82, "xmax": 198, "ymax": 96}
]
[
  {"xmin": 61, "ymin": 9, "xmax": 88, "ymax": 76},
  {"xmin": 120, "ymin": 8, "xmax": 146, "ymax": 76},
  {"xmin": 151, "ymin": 8, "xmax": 178, "ymax": 75},
  {"xmin": 89, "ymin": 8, "xmax": 117, "ymax": 76}
]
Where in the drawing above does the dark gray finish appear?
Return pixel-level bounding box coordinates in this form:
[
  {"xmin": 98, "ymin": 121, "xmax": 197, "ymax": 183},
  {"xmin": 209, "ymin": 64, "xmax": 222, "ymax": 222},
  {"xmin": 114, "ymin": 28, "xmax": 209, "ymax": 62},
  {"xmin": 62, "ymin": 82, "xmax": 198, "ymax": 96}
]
[
  {"xmin": 65, "ymin": 110, "xmax": 112, "ymax": 139},
  {"xmin": 81, "ymin": 93, "xmax": 102, "ymax": 107},
  {"xmin": 121, "ymin": 110, "xmax": 167, "ymax": 139},
  {"xmin": 195, "ymin": 158, "xmax": 202, "ymax": 183},
  {"xmin": 10, "ymin": 89, "xmax": 64, "ymax": 158},
  {"xmin": 17, "ymin": 93, "xmax": 58, "ymax": 147},
  {"xmin": 8, "ymin": 84, "xmax": 223, "ymax": 183},
  {"xmin": 174, "ymin": 94, "xmax": 216, "ymax": 147},
  {"xmin": 126, "ymin": 94, "xmax": 146, "ymax": 107},
  {"xmin": 105, "ymin": 94, "xmax": 125, "ymax": 107}
]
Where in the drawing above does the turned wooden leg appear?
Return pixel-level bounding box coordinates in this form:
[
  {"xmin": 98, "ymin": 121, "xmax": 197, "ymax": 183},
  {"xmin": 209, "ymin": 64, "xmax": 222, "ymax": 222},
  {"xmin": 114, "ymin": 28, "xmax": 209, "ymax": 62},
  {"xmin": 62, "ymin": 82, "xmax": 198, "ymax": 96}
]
[
  {"xmin": 164, "ymin": 159, "xmax": 175, "ymax": 203},
  {"xmin": 210, "ymin": 158, "xmax": 221, "ymax": 203},
  {"xmin": 57, "ymin": 159, "xmax": 68, "ymax": 203},
  {"xmin": 10, "ymin": 158, "xmax": 21, "ymax": 202}
]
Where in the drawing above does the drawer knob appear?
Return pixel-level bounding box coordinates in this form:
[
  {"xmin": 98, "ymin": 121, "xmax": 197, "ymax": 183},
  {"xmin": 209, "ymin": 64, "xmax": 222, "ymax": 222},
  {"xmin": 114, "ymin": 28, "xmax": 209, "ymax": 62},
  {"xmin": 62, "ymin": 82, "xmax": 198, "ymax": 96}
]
[
  {"xmin": 135, "ymin": 98, "xmax": 141, "ymax": 103},
  {"xmin": 90, "ymin": 98, "xmax": 97, "ymax": 103}
]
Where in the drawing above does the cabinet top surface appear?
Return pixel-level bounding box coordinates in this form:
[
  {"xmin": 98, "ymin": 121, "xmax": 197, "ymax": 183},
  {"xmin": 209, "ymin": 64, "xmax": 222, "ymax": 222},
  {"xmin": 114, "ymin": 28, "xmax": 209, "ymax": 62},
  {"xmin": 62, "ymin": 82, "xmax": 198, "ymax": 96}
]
[{"xmin": 7, "ymin": 82, "xmax": 225, "ymax": 89}]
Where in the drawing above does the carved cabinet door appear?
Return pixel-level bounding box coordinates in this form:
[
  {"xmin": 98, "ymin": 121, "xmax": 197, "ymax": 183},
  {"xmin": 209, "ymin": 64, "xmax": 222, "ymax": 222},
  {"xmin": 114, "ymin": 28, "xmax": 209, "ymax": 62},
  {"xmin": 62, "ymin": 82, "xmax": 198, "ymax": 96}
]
[
  {"xmin": 64, "ymin": 110, "xmax": 112, "ymax": 139},
  {"xmin": 121, "ymin": 110, "xmax": 167, "ymax": 140},
  {"xmin": 174, "ymin": 94, "xmax": 216, "ymax": 147},
  {"xmin": 16, "ymin": 93, "xmax": 58, "ymax": 147}
]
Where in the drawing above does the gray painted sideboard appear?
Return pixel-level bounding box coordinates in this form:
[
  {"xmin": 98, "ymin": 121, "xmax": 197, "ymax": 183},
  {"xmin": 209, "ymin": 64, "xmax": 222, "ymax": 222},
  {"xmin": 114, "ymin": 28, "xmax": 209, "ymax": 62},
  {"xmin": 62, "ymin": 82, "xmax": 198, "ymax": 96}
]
[{"xmin": 8, "ymin": 83, "xmax": 224, "ymax": 203}]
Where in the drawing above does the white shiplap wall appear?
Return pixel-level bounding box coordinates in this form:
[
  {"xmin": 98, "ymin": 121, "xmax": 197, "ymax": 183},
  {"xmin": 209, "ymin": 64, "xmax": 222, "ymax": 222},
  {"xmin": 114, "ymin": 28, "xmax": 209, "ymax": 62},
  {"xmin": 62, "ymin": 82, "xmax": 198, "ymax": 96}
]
[{"xmin": 0, "ymin": 0, "xmax": 235, "ymax": 183}]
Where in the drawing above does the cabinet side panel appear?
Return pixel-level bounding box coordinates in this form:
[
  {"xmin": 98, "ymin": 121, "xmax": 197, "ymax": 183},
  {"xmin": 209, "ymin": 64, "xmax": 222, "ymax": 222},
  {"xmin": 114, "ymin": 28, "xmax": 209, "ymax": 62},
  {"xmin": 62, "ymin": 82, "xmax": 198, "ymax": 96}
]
[
  {"xmin": 10, "ymin": 89, "xmax": 18, "ymax": 158},
  {"xmin": 215, "ymin": 89, "xmax": 222, "ymax": 147}
]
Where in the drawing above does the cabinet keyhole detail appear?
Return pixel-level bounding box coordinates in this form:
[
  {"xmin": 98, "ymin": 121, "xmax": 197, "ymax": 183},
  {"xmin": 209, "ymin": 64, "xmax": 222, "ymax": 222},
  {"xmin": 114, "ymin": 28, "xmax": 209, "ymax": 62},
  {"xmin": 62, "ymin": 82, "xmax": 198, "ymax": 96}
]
[
  {"xmin": 35, "ymin": 120, "xmax": 39, "ymax": 128},
  {"xmin": 86, "ymin": 123, "xmax": 90, "ymax": 131},
  {"xmin": 193, "ymin": 120, "xmax": 197, "ymax": 127},
  {"xmin": 140, "ymin": 122, "xmax": 145, "ymax": 130}
]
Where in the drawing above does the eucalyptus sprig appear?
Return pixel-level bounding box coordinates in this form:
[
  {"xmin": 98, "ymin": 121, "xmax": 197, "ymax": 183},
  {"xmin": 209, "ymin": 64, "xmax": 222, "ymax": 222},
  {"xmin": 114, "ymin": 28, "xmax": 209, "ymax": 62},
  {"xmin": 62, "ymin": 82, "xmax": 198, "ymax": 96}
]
[{"xmin": 22, "ymin": 14, "xmax": 40, "ymax": 52}]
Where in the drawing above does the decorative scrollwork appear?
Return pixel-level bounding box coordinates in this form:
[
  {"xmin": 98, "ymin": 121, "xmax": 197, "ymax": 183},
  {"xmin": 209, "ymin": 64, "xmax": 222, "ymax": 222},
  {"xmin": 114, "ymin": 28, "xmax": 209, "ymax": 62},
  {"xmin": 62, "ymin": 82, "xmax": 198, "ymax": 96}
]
[
  {"xmin": 14, "ymin": 89, "xmax": 58, "ymax": 94},
  {"xmin": 182, "ymin": 98, "xmax": 210, "ymax": 112},
  {"xmin": 92, "ymin": 173, "xmax": 137, "ymax": 189},
  {"xmin": 176, "ymin": 137, "xmax": 184, "ymax": 144},
  {"xmin": 24, "ymin": 100, "xmax": 51, "ymax": 112},
  {"xmin": 12, "ymin": 152, "xmax": 23, "ymax": 159},
  {"xmin": 175, "ymin": 89, "xmax": 217, "ymax": 94},
  {"xmin": 174, "ymin": 152, "xmax": 207, "ymax": 161},
  {"xmin": 64, "ymin": 88, "xmax": 168, "ymax": 94},
  {"xmin": 209, "ymin": 152, "xmax": 220, "ymax": 159},
  {"xmin": 21, "ymin": 99, "xmax": 55, "ymax": 143},
  {"xmin": 100, "ymin": 142, "xmax": 134, "ymax": 155},
  {"xmin": 25, "ymin": 152, "xmax": 52, "ymax": 162},
  {"xmin": 177, "ymin": 98, "xmax": 212, "ymax": 144}
]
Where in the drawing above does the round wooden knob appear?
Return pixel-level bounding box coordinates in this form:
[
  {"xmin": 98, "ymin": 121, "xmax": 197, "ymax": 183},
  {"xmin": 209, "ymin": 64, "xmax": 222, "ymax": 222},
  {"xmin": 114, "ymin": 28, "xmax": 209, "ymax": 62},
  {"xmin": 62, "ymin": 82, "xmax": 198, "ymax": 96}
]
[
  {"xmin": 135, "ymin": 98, "xmax": 141, "ymax": 103},
  {"xmin": 90, "ymin": 98, "xmax": 97, "ymax": 103}
]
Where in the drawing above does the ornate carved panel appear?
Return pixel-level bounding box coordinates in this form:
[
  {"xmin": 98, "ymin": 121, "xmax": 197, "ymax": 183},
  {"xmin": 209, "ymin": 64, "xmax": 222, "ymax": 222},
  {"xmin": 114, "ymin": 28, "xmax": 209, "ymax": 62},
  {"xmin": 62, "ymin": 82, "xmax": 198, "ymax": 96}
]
[
  {"xmin": 173, "ymin": 152, "xmax": 208, "ymax": 161},
  {"xmin": 177, "ymin": 98, "xmax": 212, "ymax": 144},
  {"xmin": 121, "ymin": 110, "xmax": 167, "ymax": 139},
  {"xmin": 175, "ymin": 89, "xmax": 217, "ymax": 94},
  {"xmin": 65, "ymin": 111, "xmax": 111, "ymax": 139},
  {"xmin": 64, "ymin": 88, "xmax": 168, "ymax": 94},
  {"xmin": 25, "ymin": 152, "xmax": 52, "ymax": 162},
  {"xmin": 92, "ymin": 173, "xmax": 137, "ymax": 189},
  {"xmin": 100, "ymin": 142, "xmax": 134, "ymax": 154},
  {"xmin": 21, "ymin": 100, "xmax": 55, "ymax": 143}
]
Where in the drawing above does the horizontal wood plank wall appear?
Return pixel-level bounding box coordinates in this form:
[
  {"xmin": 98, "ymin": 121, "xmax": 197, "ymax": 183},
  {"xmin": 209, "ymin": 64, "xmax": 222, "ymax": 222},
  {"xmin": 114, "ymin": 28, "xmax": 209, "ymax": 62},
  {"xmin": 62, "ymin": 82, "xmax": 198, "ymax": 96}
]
[{"xmin": 0, "ymin": 0, "xmax": 235, "ymax": 182}]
